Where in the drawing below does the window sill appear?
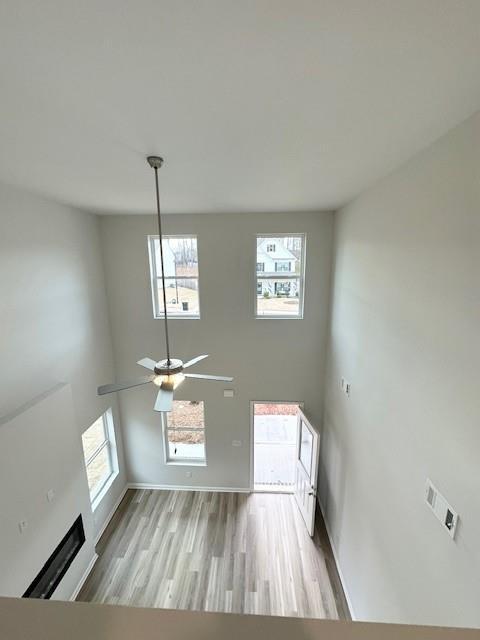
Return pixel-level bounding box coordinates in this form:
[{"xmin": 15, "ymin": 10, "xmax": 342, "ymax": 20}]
[
  {"xmin": 154, "ymin": 315, "xmax": 201, "ymax": 320},
  {"xmin": 91, "ymin": 470, "xmax": 119, "ymax": 512},
  {"xmin": 165, "ymin": 460, "xmax": 207, "ymax": 467},
  {"xmin": 255, "ymin": 315, "xmax": 304, "ymax": 320}
]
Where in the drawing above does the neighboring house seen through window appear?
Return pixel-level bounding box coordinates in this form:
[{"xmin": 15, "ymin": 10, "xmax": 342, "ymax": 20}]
[
  {"xmin": 163, "ymin": 401, "xmax": 206, "ymax": 464},
  {"xmin": 256, "ymin": 234, "xmax": 306, "ymax": 318},
  {"xmin": 148, "ymin": 235, "xmax": 200, "ymax": 318},
  {"xmin": 81, "ymin": 409, "xmax": 118, "ymax": 506}
]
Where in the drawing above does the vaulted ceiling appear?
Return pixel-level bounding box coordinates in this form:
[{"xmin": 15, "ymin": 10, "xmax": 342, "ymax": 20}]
[{"xmin": 1, "ymin": 1, "xmax": 480, "ymax": 214}]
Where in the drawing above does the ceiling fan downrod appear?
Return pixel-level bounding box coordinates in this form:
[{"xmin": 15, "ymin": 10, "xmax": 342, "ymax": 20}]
[{"xmin": 147, "ymin": 155, "xmax": 171, "ymax": 366}]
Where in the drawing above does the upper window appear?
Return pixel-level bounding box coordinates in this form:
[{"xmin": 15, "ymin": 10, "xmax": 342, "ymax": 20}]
[
  {"xmin": 255, "ymin": 234, "xmax": 306, "ymax": 318},
  {"xmin": 163, "ymin": 400, "xmax": 206, "ymax": 464},
  {"xmin": 148, "ymin": 235, "xmax": 200, "ymax": 318},
  {"xmin": 81, "ymin": 409, "xmax": 118, "ymax": 506}
]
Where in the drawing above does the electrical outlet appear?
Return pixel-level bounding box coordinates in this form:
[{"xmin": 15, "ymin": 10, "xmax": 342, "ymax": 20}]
[
  {"xmin": 186, "ymin": 471, "xmax": 192, "ymax": 478},
  {"xmin": 232, "ymin": 440, "xmax": 242, "ymax": 447},
  {"xmin": 223, "ymin": 389, "xmax": 234, "ymax": 398}
]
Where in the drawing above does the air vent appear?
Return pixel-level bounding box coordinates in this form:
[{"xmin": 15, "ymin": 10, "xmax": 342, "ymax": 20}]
[{"xmin": 425, "ymin": 479, "xmax": 458, "ymax": 540}]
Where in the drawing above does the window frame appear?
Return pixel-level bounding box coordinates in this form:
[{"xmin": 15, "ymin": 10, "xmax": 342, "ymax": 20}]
[
  {"xmin": 161, "ymin": 401, "xmax": 207, "ymax": 466},
  {"xmin": 255, "ymin": 233, "xmax": 306, "ymax": 320},
  {"xmin": 82, "ymin": 408, "xmax": 118, "ymax": 509},
  {"xmin": 147, "ymin": 234, "xmax": 201, "ymax": 320}
]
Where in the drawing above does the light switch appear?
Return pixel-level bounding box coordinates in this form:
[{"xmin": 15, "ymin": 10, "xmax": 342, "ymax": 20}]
[
  {"xmin": 223, "ymin": 389, "xmax": 234, "ymax": 398},
  {"xmin": 18, "ymin": 520, "xmax": 28, "ymax": 533},
  {"xmin": 232, "ymin": 440, "xmax": 242, "ymax": 447},
  {"xmin": 47, "ymin": 489, "xmax": 55, "ymax": 502}
]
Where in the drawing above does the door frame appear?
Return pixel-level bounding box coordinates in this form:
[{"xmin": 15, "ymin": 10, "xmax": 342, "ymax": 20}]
[{"xmin": 249, "ymin": 400, "xmax": 304, "ymax": 492}]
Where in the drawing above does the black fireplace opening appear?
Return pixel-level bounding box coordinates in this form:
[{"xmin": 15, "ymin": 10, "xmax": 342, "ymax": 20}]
[{"xmin": 23, "ymin": 514, "xmax": 85, "ymax": 599}]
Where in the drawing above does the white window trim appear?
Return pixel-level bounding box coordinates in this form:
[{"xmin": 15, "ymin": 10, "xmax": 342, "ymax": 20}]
[
  {"xmin": 255, "ymin": 233, "xmax": 306, "ymax": 319},
  {"xmin": 161, "ymin": 404, "xmax": 207, "ymax": 466},
  {"xmin": 83, "ymin": 409, "xmax": 119, "ymax": 511},
  {"xmin": 147, "ymin": 234, "xmax": 201, "ymax": 320}
]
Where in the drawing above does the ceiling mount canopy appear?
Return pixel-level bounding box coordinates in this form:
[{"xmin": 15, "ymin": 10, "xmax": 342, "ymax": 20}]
[
  {"xmin": 97, "ymin": 156, "xmax": 233, "ymax": 412},
  {"xmin": 146, "ymin": 156, "xmax": 164, "ymax": 169}
]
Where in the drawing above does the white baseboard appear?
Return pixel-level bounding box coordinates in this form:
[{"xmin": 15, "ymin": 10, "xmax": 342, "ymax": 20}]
[
  {"xmin": 317, "ymin": 498, "xmax": 357, "ymax": 620},
  {"xmin": 128, "ymin": 482, "xmax": 250, "ymax": 493},
  {"xmin": 70, "ymin": 553, "xmax": 98, "ymax": 601},
  {"xmin": 94, "ymin": 484, "xmax": 129, "ymax": 545}
]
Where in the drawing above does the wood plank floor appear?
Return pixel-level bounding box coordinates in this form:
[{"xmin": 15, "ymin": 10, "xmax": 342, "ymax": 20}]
[{"xmin": 78, "ymin": 490, "xmax": 349, "ymax": 619}]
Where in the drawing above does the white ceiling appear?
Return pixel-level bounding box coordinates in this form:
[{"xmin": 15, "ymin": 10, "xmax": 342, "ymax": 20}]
[{"xmin": 1, "ymin": 1, "xmax": 480, "ymax": 214}]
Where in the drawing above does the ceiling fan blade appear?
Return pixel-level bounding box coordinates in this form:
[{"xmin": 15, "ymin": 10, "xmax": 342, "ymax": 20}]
[
  {"xmin": 154, "ymin": 386, "xmax": 174, "ymax": 412},
  {"xmin": 137, "ymin": 357, "xmax": 157, "ymax": 371},
  {"xmin": 184, "ymin": 373, "xmax": 233, "ymax": 382},
  {"xmin": 98, "ymin": 375, "xmax": 154, "ymax": 395},
  {"xmin": 183, "ymin": 354, "xmax": 209, "ymax": 369}
]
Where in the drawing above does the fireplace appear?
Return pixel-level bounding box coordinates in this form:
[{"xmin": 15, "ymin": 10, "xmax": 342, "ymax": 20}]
[{"xmin": 23, "ymin": 515, "xmax": 85, "ymax": 599}]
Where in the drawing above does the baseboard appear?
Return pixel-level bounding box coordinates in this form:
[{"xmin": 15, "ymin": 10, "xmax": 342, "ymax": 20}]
[
  {"xmin": 128, "ymin": 482, "xmax": 250, "ymax": 493},
  {"xmin": 70, "ymin": 553, "xmax": 98, "ymax": 601},
  {"xmin": 94, "ymin": 484, "xmax": 129, "ymax": 545},
  {"xmin": 317, "ymin": 498, "xmax": 357, "ymax": 620}
]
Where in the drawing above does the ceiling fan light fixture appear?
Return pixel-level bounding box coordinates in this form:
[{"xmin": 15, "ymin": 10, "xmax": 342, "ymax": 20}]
[{"xmin": 153, "ymin": 373, "xmax": 185, "ymax": 389}]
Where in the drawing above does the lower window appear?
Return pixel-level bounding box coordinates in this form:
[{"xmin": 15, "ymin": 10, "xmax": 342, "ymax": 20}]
[
  {"xmin": 164, "ymin": 401, "xmax": 206, "ymax": 464},
  {"xmin": 81, "ymin": 409, "xmax": 118, "ymax": 505}
]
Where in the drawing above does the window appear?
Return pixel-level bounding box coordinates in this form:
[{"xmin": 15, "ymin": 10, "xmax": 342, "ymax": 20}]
[
  {"xmin": 275, "ymin": 260, "xmax": 291, "ymax": 272},
  {"xmin": 148, "ymin": 235, "xmax": 200, "ymax": 318},
  {"xmin": 275, "ymin": 281, "xmax": 291, "ymax": 295},
  {"xmin": 81, "ymin": 409, "xmax": 118, "ymax": 506},
  {"xmin": 256, "ymin": 234, "xmax": 306, "ymax": 318},
  {"xmin": 163, "ymin": 401, "xmax": 206, "ymax": 464}
]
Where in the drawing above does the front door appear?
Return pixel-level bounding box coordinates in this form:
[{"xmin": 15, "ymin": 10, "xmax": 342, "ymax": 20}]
[{"xmin": 294, "ymin": 409, "xmax": 320, "ymax": 536}]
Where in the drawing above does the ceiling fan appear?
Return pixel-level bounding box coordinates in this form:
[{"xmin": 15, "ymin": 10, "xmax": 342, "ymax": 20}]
[{"xmin": 97, "ymin": 156, "xmax": 233, "ymax": 412}]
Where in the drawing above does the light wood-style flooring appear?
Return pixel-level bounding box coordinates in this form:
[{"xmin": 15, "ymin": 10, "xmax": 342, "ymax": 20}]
[{"xmin": 78, "ymin": 489, "xmax": 349, "ymax": 619}]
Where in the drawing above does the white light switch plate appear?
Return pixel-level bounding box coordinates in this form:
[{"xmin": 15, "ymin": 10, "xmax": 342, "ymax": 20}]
[
  {"xmin": 223, "ymin": 389, "xmax": 234, "ymax": 398},
  {"xmin": 18, "ymin": 520, "xmax": 28, "ymax": 533}
]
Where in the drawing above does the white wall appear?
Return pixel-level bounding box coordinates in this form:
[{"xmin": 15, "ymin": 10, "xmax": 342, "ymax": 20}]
[
  {"xmin": 0, "ymin": 385, "xmax": 95, "ymax": 600},
  {"xmin": 0, "ymin": 182, "xmax": 127, "ymax": 541},
  {"xmin": 100, "ymin": 212, "xmax": 333, "ymax": 489},
  {"xmin": 320, "ymin": 112, "xmax": 480, "ymax": 628}
]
